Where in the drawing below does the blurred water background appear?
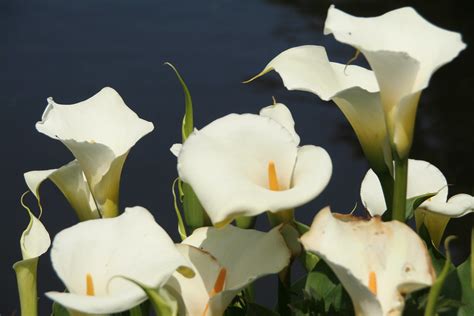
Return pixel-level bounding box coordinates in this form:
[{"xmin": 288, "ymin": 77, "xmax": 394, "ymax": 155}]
[{"xmin": 1, "ymin": 0, "xmax": 472, "ymax": 313}]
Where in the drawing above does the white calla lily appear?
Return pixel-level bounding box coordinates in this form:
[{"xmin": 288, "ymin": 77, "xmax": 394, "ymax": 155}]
[
  {"xmin": 36, "ymin": 87, "xmax": 154, "ymax": 218},
  {"xmin": 325, "ymin": 5, "xmax": 466, "ymax": 158},
  {"xmin": 166, "ymin": 225, "xmax": 291, "ymax": 316},
  {"xmin": 46, "ymin": 206, "xmax": 192, "ymax": 315},
  {"xmin": 250, "ymin": 45, "xmax": 391, "ymax": 174},
  {"xmin": 24, "ymin": 160, "xmax": 99, "ymax": 221},
  {"xmin": 13, "ymin": 193, "xmax": 51, "ymax": 316},
  {"xmin": 301, "ymin": 207, "xmax": 435, "ymax": 316},
  {"xmin": 177, "ymin": 103, "xmax": 332, "ymax": 226},
  {"xmin": 361, "ymin": 159, "xmax": 474, "ymax": 246}
]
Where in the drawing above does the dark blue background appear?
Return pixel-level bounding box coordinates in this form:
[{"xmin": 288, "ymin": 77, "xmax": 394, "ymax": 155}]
[{"xmin": 1, "ymin": 0, "xmax": 472, "ymax": 313}]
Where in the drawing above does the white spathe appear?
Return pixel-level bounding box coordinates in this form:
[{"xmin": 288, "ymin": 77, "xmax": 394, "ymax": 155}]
[
  {"xmin": 46, "ymin": 206, "xmax": 192, "ymax": 314},
  {"xmin": 19, "ymin": 202, "xmax": 51, "ymax": 261},
  {"xmin": 177, "ymin": 103, "xmax": 332, "ymax": 226},
  {"xmin": 35, "ymin": 87, "xmax": 154, "ymax": 217},
  {"xmin": 301, "ymin": 208, "xmax": 435, "ymax": 316},
  {"xmin": 360, "ymin": 159, "xmax": 474, "ymax": 246},
  {"xmin": 250, "ymin": 45, "xmax": 390, "ymax": 174},
  {"xmin": 24, "ymin": 160, "xmax": 99, "ymax": 221},
  {"xmin": 166, "ymin": 225, "xmax": 291, "ymax": 316},
  {"xmin": 325, "ymin": 6, "xmax": 466, "ymax": 158},
  {"xmin": 361, "ymin": 159, "xmax": 473, "ymax": 218}
]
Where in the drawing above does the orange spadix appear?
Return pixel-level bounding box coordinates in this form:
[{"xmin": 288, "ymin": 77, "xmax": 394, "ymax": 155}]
[
  {"xmin": 268, "ymin": 161, "xmax": 280, "ymax": 191},
  {"xmin": 86, "ymin": 273, "xmax": 95, "ymax": 296}
]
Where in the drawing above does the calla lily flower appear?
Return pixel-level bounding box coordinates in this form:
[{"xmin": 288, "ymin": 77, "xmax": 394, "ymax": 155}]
[
  {"xmin": 248, "ymin": 45, "xmax": 391, "ymax": 174},
  {"xmin": 176, "ymin": 103, "xmax": 332, "ymax": 226},
  {"xmin": 13, "ymin": 193, "xmax": 51, "ymax": 316},
  {"xmin": 45, "ymin": 206, "xmax": 193, "ymax": 315},
  {"xmin": 324, "ymin": 5, "xmax": 466, "ymax": 158},
  {"xmin": 35, "ymin": 87, "xmax": 154, "ymax": 218},
  {"xmin": 24, "ymin": 160, "xmax": 99, "ymax": 221},
  {"xmin": 301, "ymin": 207, "xmax": 435, "ymax": 316},
  {"xmin": 166, "ymin": 225, "xmax": 291, "ymax": 316},
  {"xmin": 361, "ymin": 159, "xmax": 474, "ymax": 246}
]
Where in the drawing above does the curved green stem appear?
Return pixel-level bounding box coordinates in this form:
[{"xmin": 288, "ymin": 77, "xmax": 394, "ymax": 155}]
[{"xmin": 424, "ymin": 236, "xmax": 456, "ymax": 316}]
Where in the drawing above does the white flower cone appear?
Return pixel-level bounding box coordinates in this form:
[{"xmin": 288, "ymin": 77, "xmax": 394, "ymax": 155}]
[
  {"xmin": 361, "ymin": 159, "xmax": 474, "ymax": 246},
  {"xmin": 24, "ymin": 160, "xmax": 99, "ymax": 221},
  {"xmin": 301, "ymin": 208, "xmax": 435, "ymax": 316},
  {"xmin": 249, "ymin": 45, "xmax": 391, "ymax": 174},
  {"xmin": 46, "ymin": 206, "xmax": 192, "ymax": 314},
  {"xmin": 176, "ymin": 103, "xmax": 332, "ymax": 226},
  {"xmin": 325, "ymin": 6, "xmax": 466, "ymax": 158},
  {"xmin": 166, "ymin": 225, "xmax": 291, "ymax": 316},
  {"xmin": 36, "ymin": 87, "xmax": 154, "ymax": 217}
]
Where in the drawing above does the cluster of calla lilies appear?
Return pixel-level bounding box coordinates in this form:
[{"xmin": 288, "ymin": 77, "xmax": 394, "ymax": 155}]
[{"xmin": 13, "ymin": 5, "xmax": 474, "ymax": 316}]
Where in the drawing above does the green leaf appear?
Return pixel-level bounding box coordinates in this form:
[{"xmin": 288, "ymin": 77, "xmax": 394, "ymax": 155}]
[
  {"xmin": 164, "ymin": 62, "xmax": 193, "ymax": 141},
  {"xmin": 424, "ymin": 236, "xmax": 457, "ymax": 316},
  {"xmin": 294, "ymin": 221, "xmax": 320, "ymax": 272},
  {"xmin": 406, "ymin": 192, "xmax": 437, "ymax": 220},
  {"xmin": 457, "ymin": 256, "xmax": 474, "ymax": 316},
  {"xmin": 172, "ymin": 178, "xmax": 187, "ymax": 241},
  {"xmin": 303, "ymin": 260, "xmax": 354, "ymax": 314}
]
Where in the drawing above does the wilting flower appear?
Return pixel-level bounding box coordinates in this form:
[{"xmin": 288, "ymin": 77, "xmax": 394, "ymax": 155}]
[
  {"xmin": 361, "ymin": 159, "xmax": 474, "ymax": 246},
  {"xmin": 46, "ymin": 206, "xmax": 192, "ymax": 314},
  {"xmin": 35, "ymin": 87, "xmax": 154, "ymax": 218},
  {"xmin": 13, "ymin": 193, "xmax": 51, "ymax": 316},
  {"xmin": 248, "ymin": 45, "xmax": 391, "ymax": 175},
  {"xmin": 166, "ymin": 225, "xmax": 291, "ymax": 316},
  {"xmin": 301, "ymin": 208, "xmax": 435, "ymax": 316},
  {"xmin": 24, "ymin": 160, "xmax": 99, "ymax": 221},
  {"xmin": 176, "ymin": 103, "xmax": 332, "ymax": 226},
  {"xmin": 325, "ymin": 5, "xmax": 466, "ymax": 158}
]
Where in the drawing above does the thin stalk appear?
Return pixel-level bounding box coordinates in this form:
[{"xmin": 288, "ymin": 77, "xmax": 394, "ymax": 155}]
[
  {"xmin": 392, "ymin": 158, "xmax": 408, "ymax": 222},
  {"xmin": 424, "ymin": 236, "xmax": 456, "ymax": 316}
]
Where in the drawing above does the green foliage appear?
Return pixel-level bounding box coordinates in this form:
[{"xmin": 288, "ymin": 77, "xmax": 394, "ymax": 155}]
[
  {"xmin": 382, "ymin": 192, "xmax": 437, "ymax": 222},
  {"xmin": 290, "ymin": 260, "xmax": 354, "ymax": 315},
  {"xmin": 166, "ymin": 62, "xmax": 210, "ymax": 232},
  {"xmin": 405, "ymin": 192, "xmax": 438, "ymax": 221},
  {"xmin": 456, "ymin": 256, "xmax": 474, "ymax": 316},
  {"xmin": 294, "ymin": 221, "xmax": 319, "ymax": 272}
]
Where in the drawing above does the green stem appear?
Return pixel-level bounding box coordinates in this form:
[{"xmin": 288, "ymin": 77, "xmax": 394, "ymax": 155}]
[
  {"xmin": 424, "ymin": 236, "xmax": 456, "ymax": 316},
  {"xmin": 392, "ymin": 158, "xmax": 408, "ymax": 222},
  {"xmin": 377, "ymin": 171, "xmax": 394, "ymax": 215},
  {"xmin": 182, "ymin": 182, "xmax": 211, "ymax": 232},
  {"xmin": 13, "ymin": 258, "xmax": 39, "ymax": 316},
  {"xmin": 277, "ymin": 265, "xmax": 291, "ymax": 315},
  {"xmin": 235, "ymin": 216, "xmax": 256, "ymax": 229},
  {"xmin": 267, "ymin": 209, "xmax": 294, "ymax": 228}
]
